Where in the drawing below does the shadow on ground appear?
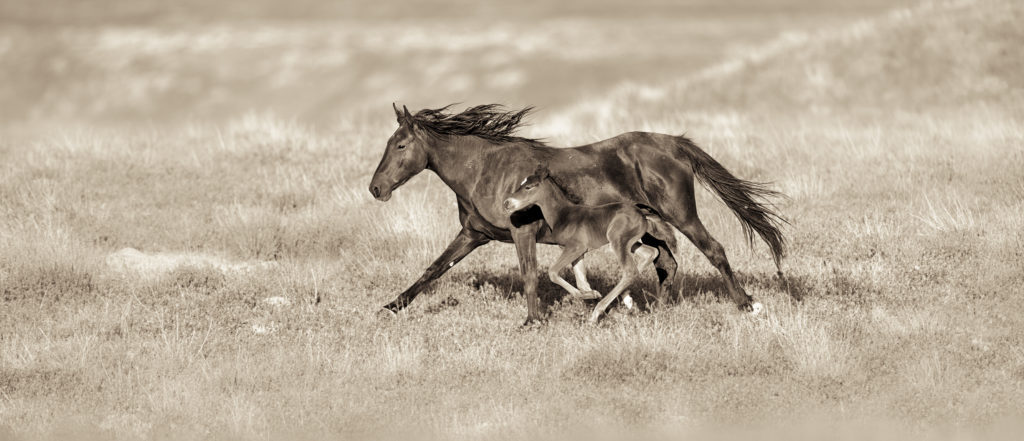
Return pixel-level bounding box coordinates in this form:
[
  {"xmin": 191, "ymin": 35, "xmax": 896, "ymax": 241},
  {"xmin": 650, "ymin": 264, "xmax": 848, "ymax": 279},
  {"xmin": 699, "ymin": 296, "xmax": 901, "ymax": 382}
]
[{"xmin": 450, "ymin": 266, "xmax": 848, "ymax": 312}]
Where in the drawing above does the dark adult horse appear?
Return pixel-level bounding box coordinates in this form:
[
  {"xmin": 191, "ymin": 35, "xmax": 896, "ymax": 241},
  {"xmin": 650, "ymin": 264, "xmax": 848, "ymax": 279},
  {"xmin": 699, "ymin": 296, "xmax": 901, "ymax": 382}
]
[{"xmin": 369, "ymin": 104, "xmax": 785, "ymax": 324}]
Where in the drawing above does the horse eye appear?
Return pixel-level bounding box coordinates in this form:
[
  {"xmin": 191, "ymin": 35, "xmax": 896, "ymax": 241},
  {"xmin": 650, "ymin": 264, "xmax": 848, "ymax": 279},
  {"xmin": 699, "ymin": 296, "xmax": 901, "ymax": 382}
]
[{"xmin": 396, "ymin": 144, "xmax": 406, "ymax": 150}]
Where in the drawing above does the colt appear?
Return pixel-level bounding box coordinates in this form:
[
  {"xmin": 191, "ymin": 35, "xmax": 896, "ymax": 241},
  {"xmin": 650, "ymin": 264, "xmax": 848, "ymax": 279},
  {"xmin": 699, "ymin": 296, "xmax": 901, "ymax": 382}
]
[{"xmin": 504, "ymin": 167, "xmax": 692, "ymax": 323}]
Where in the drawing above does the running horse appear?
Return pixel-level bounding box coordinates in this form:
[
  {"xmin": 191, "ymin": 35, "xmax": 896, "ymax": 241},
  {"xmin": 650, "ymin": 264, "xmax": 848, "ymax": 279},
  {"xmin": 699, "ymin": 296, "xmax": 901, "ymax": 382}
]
[{"xmin": 369, "ymin": 104, "xmax": 786, "ymax": 324}]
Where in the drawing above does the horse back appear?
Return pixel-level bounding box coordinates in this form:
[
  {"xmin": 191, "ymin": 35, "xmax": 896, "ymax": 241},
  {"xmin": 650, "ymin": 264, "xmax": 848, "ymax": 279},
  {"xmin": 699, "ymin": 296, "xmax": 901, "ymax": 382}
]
[{"xmin": 546, "ymin": 132, "xmax": 693, "ymax": 209}]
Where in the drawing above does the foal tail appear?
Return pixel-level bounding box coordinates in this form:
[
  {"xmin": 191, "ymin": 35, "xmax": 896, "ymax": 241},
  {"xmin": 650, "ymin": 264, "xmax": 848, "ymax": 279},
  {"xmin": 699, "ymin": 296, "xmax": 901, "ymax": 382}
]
[{"xmin": 676, "ymin": 135, "xmax": 788, "ymax": 272}]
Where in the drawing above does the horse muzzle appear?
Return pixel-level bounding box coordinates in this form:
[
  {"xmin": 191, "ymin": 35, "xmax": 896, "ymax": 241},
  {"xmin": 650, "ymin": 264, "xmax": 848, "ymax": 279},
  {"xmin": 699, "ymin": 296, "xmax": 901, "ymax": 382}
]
[{"xmin": 369, "ymin": 184, "xmax": 393, "ymax": 202}]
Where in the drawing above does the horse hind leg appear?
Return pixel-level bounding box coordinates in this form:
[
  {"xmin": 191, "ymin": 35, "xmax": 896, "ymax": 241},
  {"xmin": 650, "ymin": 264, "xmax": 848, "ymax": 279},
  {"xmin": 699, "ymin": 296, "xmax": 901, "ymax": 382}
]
[
  {"xmin": 678, "ymin": 215, "xmax": 762, "ymax": 314},
  {"xmin": 640, "ymin": 232, "xmax": 677, "ymax": 305},
  {"xmin": 652, "ymin": 243, "xmax": 677, "ymax": 304}
]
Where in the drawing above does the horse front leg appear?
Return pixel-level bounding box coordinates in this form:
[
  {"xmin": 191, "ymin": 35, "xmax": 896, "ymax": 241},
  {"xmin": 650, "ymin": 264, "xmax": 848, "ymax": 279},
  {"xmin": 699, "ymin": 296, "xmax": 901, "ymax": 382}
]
[
  {"xmin": 511, "ymin": 222, "xmax": 545, "ymax": 325},
  {"xmin": 382, "ymin": 228, "xmax": 488, "ymax": 314}
]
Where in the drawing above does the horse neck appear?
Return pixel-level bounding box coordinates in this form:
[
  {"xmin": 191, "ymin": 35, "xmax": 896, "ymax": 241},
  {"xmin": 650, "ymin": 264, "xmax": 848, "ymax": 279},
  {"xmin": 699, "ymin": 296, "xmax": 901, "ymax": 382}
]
[{"xmin": 424, "ymin": 135, "xmax": 488, "ymax": 198}]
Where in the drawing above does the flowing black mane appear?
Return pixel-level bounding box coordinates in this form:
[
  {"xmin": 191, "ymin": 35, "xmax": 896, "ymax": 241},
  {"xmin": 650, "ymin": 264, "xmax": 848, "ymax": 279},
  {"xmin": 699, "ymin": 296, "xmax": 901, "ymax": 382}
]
[{"xmin": 412, "ymin": 104, "xmax": 543, "ymax": 145}]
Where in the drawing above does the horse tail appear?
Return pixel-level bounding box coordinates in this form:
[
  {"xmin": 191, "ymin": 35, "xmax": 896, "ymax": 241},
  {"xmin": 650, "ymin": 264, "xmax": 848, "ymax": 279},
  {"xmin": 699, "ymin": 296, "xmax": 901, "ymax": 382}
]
[{"xmin": 676, "ymin": 135, "xmax": 788, "ymax": 272}]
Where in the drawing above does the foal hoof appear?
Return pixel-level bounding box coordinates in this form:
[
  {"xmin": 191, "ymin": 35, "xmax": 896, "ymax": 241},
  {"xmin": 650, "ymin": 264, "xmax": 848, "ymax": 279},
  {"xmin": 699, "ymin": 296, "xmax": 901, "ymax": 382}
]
[
  {"xmin": 749, "ymin": 302, "xmax": 764, "ymax": 316},
  {"xmin": 622, "ymin": 295, "xmax": 635, "ymax": 311},
  {"xmin": 578, "ymin": 290, "xmax": 602, "ymax": 300}
]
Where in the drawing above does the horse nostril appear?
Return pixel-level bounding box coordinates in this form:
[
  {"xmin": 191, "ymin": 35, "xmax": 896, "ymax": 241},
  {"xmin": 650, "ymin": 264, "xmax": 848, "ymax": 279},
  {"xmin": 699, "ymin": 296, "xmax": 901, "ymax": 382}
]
[
  {"xmin": 503, "ymin": 200, "xmax": 513, "ymax": 211},
  {"xmin": 372, "ymin": 186, "xmax": 381, "ymax": 198}
]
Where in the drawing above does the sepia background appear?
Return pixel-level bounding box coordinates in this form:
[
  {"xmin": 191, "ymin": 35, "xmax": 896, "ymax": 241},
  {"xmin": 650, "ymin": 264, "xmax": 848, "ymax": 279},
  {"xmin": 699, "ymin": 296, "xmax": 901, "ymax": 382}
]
[{"xmin": 1, "ymin": 0, "xmax": 1022, "ymax": 439}]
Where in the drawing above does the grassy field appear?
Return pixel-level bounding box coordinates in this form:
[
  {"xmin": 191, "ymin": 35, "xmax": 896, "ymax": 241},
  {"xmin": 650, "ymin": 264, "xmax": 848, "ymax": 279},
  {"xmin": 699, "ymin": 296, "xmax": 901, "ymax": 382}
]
[{"xmin": 2, "ymin": 0, "xmax": 1023, "ymax": 439}]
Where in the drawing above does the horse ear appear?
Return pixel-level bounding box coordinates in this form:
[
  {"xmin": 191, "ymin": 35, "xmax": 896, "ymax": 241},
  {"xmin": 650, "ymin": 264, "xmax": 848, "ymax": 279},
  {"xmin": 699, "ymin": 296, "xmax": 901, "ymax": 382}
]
[
  {"xmin": 393, "ymin": 103, "xmax": 403, "ymax": 123},
  {"xmin": 402, "ymin": 105, "xmax": 414, "ymax": 125}
]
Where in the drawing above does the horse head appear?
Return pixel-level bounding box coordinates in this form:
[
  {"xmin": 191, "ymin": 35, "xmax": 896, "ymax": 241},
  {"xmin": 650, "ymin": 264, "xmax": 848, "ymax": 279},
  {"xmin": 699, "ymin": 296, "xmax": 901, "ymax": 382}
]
[{"xmin": 368, "ymin": 104, "xmax": 431, "ymax": 201}]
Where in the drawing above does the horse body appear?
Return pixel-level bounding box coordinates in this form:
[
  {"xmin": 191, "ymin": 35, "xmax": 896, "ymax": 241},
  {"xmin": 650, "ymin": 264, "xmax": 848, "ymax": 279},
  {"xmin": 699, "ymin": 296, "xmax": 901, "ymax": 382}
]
[
  {"xmin": 432, "ymin": 131, "xmax": 685, "ymax": 241},
  {"xmin": 369, "ymin": 104, "xmax": 785, "ymax": 323}
]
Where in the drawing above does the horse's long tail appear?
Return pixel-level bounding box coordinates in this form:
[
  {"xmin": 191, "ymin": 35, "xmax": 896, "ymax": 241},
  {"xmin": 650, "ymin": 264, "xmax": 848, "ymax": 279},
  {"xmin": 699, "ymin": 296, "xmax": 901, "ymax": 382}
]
[{"xmin": 676, "ymin": 135, "xmax": 788, "ymax": 272}]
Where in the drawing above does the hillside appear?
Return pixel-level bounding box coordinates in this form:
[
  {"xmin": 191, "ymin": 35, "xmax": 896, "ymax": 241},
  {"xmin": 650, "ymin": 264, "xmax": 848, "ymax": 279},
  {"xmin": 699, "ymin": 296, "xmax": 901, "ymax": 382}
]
[
  {"xmin": 0, "ymin": 1, "xmax": 903, "ymax": 127},
  {"xmin": 544, "ymin": 0, "xmax": 1023, "ymax": 133}
]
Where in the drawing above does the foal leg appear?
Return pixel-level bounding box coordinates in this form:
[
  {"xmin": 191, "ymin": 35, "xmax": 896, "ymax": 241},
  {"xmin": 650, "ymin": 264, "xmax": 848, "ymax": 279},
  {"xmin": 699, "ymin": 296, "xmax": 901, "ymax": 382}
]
[
  {"xmin": 589, "ymin": 250, "xmax": 641, "ymax": 324},
  {"xmin": 571, "ymin": 256, "xmax": 601, "ymax": 300},
  {"xmin": 547, "ymin": 245, "xmax": 591, "ymax": 299},
  {"xmin": 590, "ymin": 222, "xmax": 644, "ymax": 324},
  {"xmin": 679, "ymin": 216, "xmax": 762, "ymax": 315},
  {"xmin": 621, "ymin": 243, "xmax": 658, "ymax": 311},
  {"xmin": 633, "ymin": 244, "xmax": 658, "ymax": 272}
]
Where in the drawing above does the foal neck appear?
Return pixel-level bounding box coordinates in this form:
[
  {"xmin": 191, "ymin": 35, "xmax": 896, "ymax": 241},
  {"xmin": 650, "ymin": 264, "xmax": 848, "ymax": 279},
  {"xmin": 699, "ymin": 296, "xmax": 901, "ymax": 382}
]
[{"xmin": 535, "ymin": 181, "xmax": 578, "ymax": 230}]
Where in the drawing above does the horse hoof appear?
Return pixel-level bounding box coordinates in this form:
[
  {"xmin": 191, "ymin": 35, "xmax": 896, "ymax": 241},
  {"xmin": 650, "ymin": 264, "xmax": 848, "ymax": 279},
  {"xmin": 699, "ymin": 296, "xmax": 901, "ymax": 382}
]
[
  {"xmin": 520, "ymin": 317, "xmax": 546, "ymax": 329},
  {"xmin": 579, "ymin": 290, "xmax": 602, "ymax": 300},
  {"xmin": 377, "ymin": 307, "xmax": 398, "ymax": 320},
  {"xmin": 749, "ymin": 302, "xmax": 764, "ymax": 316}
]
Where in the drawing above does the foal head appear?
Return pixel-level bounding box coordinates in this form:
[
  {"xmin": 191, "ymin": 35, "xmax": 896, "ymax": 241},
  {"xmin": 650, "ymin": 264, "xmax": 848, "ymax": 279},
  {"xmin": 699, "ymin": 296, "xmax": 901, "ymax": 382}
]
[
  {"xmin": 369, "ymin": 104, "xmax": 431, "ymax": 202},
  {"xmin": 503, "ymin": 167, "xmax": 559, "ymax": 213}
]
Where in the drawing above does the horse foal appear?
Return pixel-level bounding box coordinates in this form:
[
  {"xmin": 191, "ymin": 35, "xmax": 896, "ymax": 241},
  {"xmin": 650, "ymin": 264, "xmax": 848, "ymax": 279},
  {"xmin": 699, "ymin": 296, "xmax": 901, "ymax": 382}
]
[{"xmin": 503, "ymin": 168, "xmax": 678, "ymax": 324}]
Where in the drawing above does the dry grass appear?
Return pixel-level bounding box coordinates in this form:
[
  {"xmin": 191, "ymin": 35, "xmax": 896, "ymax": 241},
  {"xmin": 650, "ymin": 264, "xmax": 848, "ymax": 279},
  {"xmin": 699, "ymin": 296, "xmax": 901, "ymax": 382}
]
[{"xmin": 2, "ymin": 0, "xmax": 1024, "ymax": 439}]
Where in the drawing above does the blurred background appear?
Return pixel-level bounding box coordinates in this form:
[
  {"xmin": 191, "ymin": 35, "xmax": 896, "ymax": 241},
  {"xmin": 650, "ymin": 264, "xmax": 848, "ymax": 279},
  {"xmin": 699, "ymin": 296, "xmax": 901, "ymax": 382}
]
[{"xmin": 1, "ymin": 0, "xmax": 911, "ymax": 128}]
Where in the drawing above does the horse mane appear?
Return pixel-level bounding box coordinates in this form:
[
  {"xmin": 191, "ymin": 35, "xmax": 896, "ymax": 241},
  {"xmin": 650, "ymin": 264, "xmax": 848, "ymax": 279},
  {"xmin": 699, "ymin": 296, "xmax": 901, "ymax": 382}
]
[{"xmin": 412, "ymin": 104, "xmax": 545, "ymax": 145}]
